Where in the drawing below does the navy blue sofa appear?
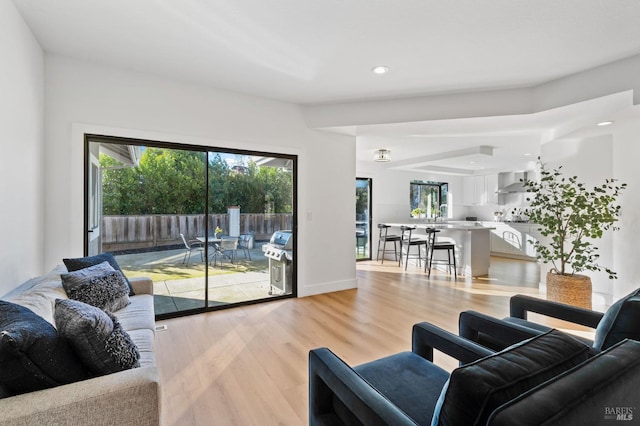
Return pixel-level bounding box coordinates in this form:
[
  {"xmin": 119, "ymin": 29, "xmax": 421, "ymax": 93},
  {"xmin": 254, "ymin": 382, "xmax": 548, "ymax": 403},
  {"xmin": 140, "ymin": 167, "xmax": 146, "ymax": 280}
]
[{"xmin": 309, "ymin": 322, "xmax": 640, "ymax": 425}]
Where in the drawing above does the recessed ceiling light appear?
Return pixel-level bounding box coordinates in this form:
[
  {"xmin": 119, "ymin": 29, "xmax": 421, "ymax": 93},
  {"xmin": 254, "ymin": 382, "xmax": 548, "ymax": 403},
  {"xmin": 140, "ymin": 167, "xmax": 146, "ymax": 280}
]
[
  {"xmin": 597, "ymin": 121, "xmax": 614, "ymax": 126},
  {"xmin": 371, "ymin": 65, "xmax": 389, "ymax": 75},
  {"xmin": 524, "ymin": 153, "xmax": 532, "ymax": 156}
]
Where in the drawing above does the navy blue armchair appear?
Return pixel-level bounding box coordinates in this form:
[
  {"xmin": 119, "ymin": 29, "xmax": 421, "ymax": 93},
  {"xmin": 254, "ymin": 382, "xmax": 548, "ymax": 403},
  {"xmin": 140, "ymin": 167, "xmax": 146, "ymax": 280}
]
[
  {"xmin": 309, "ymin": 322, "xmax": 493, "ymax": 426},
  {"xmin": 460, "ymin": 289, "xmax": 640, "ymax": 354},
  {"xmin": 309, "ymin": 323, "xmax": 640, "ymax": 425}
]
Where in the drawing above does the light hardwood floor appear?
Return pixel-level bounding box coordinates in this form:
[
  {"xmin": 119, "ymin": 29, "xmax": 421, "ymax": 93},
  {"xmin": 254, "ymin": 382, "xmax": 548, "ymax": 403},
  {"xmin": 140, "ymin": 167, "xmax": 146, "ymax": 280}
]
[{"xmin": 154, "ymin": 257, "xmax": 595, "ymax": 426}]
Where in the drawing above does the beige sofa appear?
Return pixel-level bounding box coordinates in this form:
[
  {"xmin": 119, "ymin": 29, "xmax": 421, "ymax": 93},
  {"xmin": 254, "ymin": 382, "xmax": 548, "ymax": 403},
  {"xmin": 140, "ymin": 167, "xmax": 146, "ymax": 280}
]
[{"xmin": 0, "ymin": 265, "xmax": 159, "ymax": 426}]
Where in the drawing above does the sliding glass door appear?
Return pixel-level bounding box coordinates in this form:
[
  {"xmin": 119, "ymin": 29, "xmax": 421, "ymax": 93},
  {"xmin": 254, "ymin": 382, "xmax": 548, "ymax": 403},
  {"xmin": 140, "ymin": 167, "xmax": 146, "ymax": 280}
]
[
  {"xmin": 84, "ymin": 135, "xmax": 296, "ymax": 319},
  {"xmin": 356, "ymin": 178, "xmax": 372, "ymax": 260}
]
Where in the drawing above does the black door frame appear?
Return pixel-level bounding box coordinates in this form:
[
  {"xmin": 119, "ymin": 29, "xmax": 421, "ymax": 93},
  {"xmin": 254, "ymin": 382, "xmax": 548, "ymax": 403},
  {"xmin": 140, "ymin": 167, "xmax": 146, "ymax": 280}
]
[
  {"xmin": 83, "ymin": 134, "xmax": 298, "ymax": 320},
  {"xmin": 356, "ymin": 177, "xmax": 372, "ymax": 261}
]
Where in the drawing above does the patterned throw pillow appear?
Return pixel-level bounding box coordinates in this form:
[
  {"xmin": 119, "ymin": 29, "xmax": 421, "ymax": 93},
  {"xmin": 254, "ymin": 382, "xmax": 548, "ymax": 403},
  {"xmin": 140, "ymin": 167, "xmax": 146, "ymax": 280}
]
[
  {"xmin": 54, "ymin": 299, "xmax": 140, "ymax": 375},
  {"xmin": 66, "ymin": 270, "xmax": 131, "ymax": 312},
  {"xmin": 60, "ymin": 261, "xmax": 115, "ymax": 290},
  {"xmin": 63, "ymin": 253, "xmax": 134, "ymax": 296}
]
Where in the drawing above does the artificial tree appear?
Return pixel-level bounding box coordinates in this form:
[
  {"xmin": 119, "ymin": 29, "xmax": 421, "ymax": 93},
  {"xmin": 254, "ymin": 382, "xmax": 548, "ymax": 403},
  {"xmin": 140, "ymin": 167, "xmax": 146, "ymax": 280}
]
[{"xmin": 522, "ymin": 160, "xmax": 626, "ymax": 307}]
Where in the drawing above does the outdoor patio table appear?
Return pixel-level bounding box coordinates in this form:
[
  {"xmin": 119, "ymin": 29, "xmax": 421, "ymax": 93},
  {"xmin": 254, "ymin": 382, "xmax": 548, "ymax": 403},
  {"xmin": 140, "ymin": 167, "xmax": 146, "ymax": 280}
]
[
  {"xmin": 196, "ymin": 236, "xmax": 222, "ymax": 261},
  {"xmin": 196, "ymin": 236, "xmax": 222, "ymax": 244}
]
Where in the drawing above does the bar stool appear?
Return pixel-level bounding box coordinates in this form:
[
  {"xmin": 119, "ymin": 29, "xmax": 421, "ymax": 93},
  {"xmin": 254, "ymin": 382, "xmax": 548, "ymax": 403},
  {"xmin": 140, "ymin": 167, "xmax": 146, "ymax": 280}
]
[
  {"xmin": 424, "ymin": 228, "xmax": 457, "ymax": 279},
  {"xmin": 400, "ymin": 226, "xmax": 428, "ymax": 270},
  {"xmin": 376, "ymin": 224, "xmax": 401, "ymax": 264}
]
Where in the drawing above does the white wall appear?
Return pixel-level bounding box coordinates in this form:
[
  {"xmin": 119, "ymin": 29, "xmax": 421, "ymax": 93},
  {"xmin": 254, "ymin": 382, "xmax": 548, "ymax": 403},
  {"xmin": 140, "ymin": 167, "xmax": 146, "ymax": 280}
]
[
  {"xmin": 43, "ymin": 55, "xmax": 356, "ymax": 297},
  {"xmin": 612, "ymin": 110, "xmax": 640, "ymax": 298},
  {"xmin": 0, "ymin": 2, "xmax": 44, "ymax": 295}
]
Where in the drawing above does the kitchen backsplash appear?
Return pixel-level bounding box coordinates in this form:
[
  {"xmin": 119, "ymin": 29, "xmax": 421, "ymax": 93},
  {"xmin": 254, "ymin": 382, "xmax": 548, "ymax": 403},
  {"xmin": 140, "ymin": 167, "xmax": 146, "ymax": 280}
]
[{"xmin": 461, "ymin": 193, "xmax": 533, "ymax": 222}]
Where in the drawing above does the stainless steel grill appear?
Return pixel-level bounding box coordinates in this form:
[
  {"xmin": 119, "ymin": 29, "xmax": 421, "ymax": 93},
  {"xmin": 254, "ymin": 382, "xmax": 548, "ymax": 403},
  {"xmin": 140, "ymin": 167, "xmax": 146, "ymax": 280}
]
[{"xmin": 262, "ymin": 230, "xmax": 293, "ymax": 295}]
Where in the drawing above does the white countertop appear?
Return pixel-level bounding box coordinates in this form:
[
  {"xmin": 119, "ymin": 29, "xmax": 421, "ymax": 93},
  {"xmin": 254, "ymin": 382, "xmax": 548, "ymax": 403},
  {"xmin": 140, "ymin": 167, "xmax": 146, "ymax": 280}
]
[{"xmin": 387, "ymin": 222, "xmax": 495, "ymax": 231}]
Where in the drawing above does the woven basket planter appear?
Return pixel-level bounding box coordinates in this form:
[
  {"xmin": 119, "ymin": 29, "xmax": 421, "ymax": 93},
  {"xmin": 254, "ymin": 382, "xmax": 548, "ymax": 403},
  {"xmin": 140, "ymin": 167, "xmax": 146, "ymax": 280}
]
[{"xmin": 546, "ymin": 272, "xmax": 592, "ymax": 309}]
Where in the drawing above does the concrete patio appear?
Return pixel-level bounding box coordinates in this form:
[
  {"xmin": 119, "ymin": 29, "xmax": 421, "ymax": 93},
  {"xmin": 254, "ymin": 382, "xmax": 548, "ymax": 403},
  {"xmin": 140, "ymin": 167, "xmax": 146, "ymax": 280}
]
[{"xmin": 113, "ymin": 243, "xmax": 286, "ymax": 315}]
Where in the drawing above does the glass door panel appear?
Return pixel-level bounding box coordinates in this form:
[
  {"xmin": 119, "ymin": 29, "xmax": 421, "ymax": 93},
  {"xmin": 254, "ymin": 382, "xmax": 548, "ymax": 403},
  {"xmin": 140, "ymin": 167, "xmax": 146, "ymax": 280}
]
[
  {"xmin": 88, "ymin": 140, "xmax": 208, "ymax": 316},
  {"xmin": 206, "ymin": 151, "xmax": 295, "ymax": 304},
  {"xmin": 356, "ymin": 178, "xmax": 372, "ymax": 260}
]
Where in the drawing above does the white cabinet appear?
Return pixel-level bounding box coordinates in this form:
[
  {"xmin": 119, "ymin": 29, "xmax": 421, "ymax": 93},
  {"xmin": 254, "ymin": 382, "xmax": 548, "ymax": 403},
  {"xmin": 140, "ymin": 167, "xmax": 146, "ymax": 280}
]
[
  {"xmin": 485, "ymin": 174, "xmax": 499, "ymax": 205},
  {"xmin": 462, "ymin": 174, "xmax": 499, "ymax": 206},
  {"xmin": 462, "ymin": 176, "xmax": 477, "ymax": 205},
  {"xmin": 485, "ymin": 222, "xmax": 538, "ymax": 259},
  {"xmin": 462, "ymin": 176, "xmax": 484, "ymax": 205}
]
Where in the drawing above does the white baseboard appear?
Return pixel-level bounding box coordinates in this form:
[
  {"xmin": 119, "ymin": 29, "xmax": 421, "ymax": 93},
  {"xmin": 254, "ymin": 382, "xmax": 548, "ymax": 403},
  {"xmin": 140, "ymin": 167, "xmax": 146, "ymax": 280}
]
[{"xmin": 300, "ymin": 278, "xmax": 357, "ymax": 297}]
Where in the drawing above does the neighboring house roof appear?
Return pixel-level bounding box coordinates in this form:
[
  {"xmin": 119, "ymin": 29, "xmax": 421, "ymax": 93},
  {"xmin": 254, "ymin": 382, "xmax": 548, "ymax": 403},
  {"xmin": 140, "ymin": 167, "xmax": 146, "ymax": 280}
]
[{"xmin": 100, "ymin": 143, "xmax": 141, "ymax": 167}]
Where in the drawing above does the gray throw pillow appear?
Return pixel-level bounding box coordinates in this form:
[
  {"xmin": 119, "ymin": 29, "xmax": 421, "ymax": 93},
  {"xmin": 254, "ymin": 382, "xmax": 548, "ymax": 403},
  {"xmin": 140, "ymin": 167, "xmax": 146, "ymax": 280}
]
[
  {"xmin": 54, "ymin": 299, "xmax": 140, "ymax": 375},
  {"xmin": 63, "ymin": 253, "xmax": 134, "ymax": 296},
  {"xmin": 60, "ymin": 261, "xmax": 115, "ymax": 290},
  {"xmin": 66, "ymin": 270, "xmax": 131, "ymax": 312}
]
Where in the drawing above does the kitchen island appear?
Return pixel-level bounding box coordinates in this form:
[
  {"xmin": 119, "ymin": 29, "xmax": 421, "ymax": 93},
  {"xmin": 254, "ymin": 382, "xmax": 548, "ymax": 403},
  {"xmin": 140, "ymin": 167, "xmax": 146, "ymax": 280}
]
[{"xmin": 386, "ymin": 222, "xmax": 495, "ymax": 277}]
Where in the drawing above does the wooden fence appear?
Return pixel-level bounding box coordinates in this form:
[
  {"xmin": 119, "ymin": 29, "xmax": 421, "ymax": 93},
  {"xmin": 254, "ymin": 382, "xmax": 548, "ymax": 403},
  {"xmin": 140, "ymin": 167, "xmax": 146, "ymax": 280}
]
[{"xmin": 101, "ymin": 214, "xmax": 293, "ymax": 252}]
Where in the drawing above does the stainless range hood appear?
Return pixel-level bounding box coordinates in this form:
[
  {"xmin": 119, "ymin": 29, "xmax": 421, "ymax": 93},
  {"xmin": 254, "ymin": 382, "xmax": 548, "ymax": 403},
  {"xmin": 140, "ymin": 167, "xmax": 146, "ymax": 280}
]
[{"xmin": 497, "ymin": 172, "xmax": 533, "ymax": 194}]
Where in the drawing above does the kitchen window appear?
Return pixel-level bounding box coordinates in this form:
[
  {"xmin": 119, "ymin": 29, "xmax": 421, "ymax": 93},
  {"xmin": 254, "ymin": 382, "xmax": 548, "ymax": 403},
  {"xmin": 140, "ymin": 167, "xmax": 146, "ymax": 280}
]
[{"xmin": 410, "ymin": 181, "xmax": 448, "ymax": 219}]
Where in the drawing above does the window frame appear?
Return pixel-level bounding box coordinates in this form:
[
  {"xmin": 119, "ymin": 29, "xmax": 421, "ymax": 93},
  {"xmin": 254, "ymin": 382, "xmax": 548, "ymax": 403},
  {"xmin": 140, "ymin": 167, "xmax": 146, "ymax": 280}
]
[{"xmin": 409, "ymin": 180, "xmax": 449, "ymax": 219}]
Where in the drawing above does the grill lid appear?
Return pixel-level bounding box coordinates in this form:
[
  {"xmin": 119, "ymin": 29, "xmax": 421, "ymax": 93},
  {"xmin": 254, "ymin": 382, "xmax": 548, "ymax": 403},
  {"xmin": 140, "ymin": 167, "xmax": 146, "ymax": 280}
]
[{"xmin": 270, "ymin": 230, "xmax": 293, "ymax": 250}]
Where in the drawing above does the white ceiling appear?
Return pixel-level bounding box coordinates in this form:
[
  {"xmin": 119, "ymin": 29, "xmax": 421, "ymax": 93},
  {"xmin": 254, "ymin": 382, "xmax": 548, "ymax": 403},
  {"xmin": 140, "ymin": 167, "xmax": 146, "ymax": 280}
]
[
  {"xmin": 13, "ymin": 0, "xmax": 640, "ymax": 172},
  {"xmin": 349, "ymin": 91, "xmax": 635, "ymax": 173}
]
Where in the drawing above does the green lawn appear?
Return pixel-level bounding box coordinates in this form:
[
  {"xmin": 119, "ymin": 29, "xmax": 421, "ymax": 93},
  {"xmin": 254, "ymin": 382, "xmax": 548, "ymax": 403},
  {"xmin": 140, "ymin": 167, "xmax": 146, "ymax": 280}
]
[{"xmin": 115, "ymin": 248, "xmax": 268, "ymax": 281}]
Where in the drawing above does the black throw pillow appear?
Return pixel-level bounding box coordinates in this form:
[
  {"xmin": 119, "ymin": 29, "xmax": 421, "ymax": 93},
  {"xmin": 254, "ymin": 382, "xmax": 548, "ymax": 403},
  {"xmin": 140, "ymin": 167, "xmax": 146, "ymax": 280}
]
[
  {"xmin": 63, "ymin": 253, "xmax": 134, "ymax": 295},
  {"xmin": 0, "ymin": 300, "xmax": 89, "ymax": 395},
  {"xmin": 433, "ymin": 329, "xmax": 589, "ymax": 426}
]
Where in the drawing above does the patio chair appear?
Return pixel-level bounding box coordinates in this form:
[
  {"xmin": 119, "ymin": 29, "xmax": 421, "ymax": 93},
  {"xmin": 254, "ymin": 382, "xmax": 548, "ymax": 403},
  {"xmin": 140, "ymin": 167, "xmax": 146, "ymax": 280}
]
[
  {"xmin": 180, "ymin": 233, "xmax": 204, "ymax": 265},
  {"xmin": 238, "ymin": 234, "xmax": 252, "ymax": 260},
  {"xmin": 356, "ymin": 227, "xmax": 368, "ymax": 256},
  {"xmin": 211, "ymin": 237, "xmax": 239, "ymax": 268}
]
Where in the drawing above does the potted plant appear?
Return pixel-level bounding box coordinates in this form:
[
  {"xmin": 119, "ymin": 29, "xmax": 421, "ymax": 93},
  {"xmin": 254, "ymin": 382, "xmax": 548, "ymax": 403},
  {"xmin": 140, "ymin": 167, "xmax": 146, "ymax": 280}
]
[
  {"xmin": 411, "ymin": 207, "xmax": 426, "ymax": 218},
  {"xmin": 522, "ymin": 160, "xmax": 627, "ymax": 308},
  {"xmin": 215, "ymin": 226, "xmax": 224, "ymax": 238}
]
